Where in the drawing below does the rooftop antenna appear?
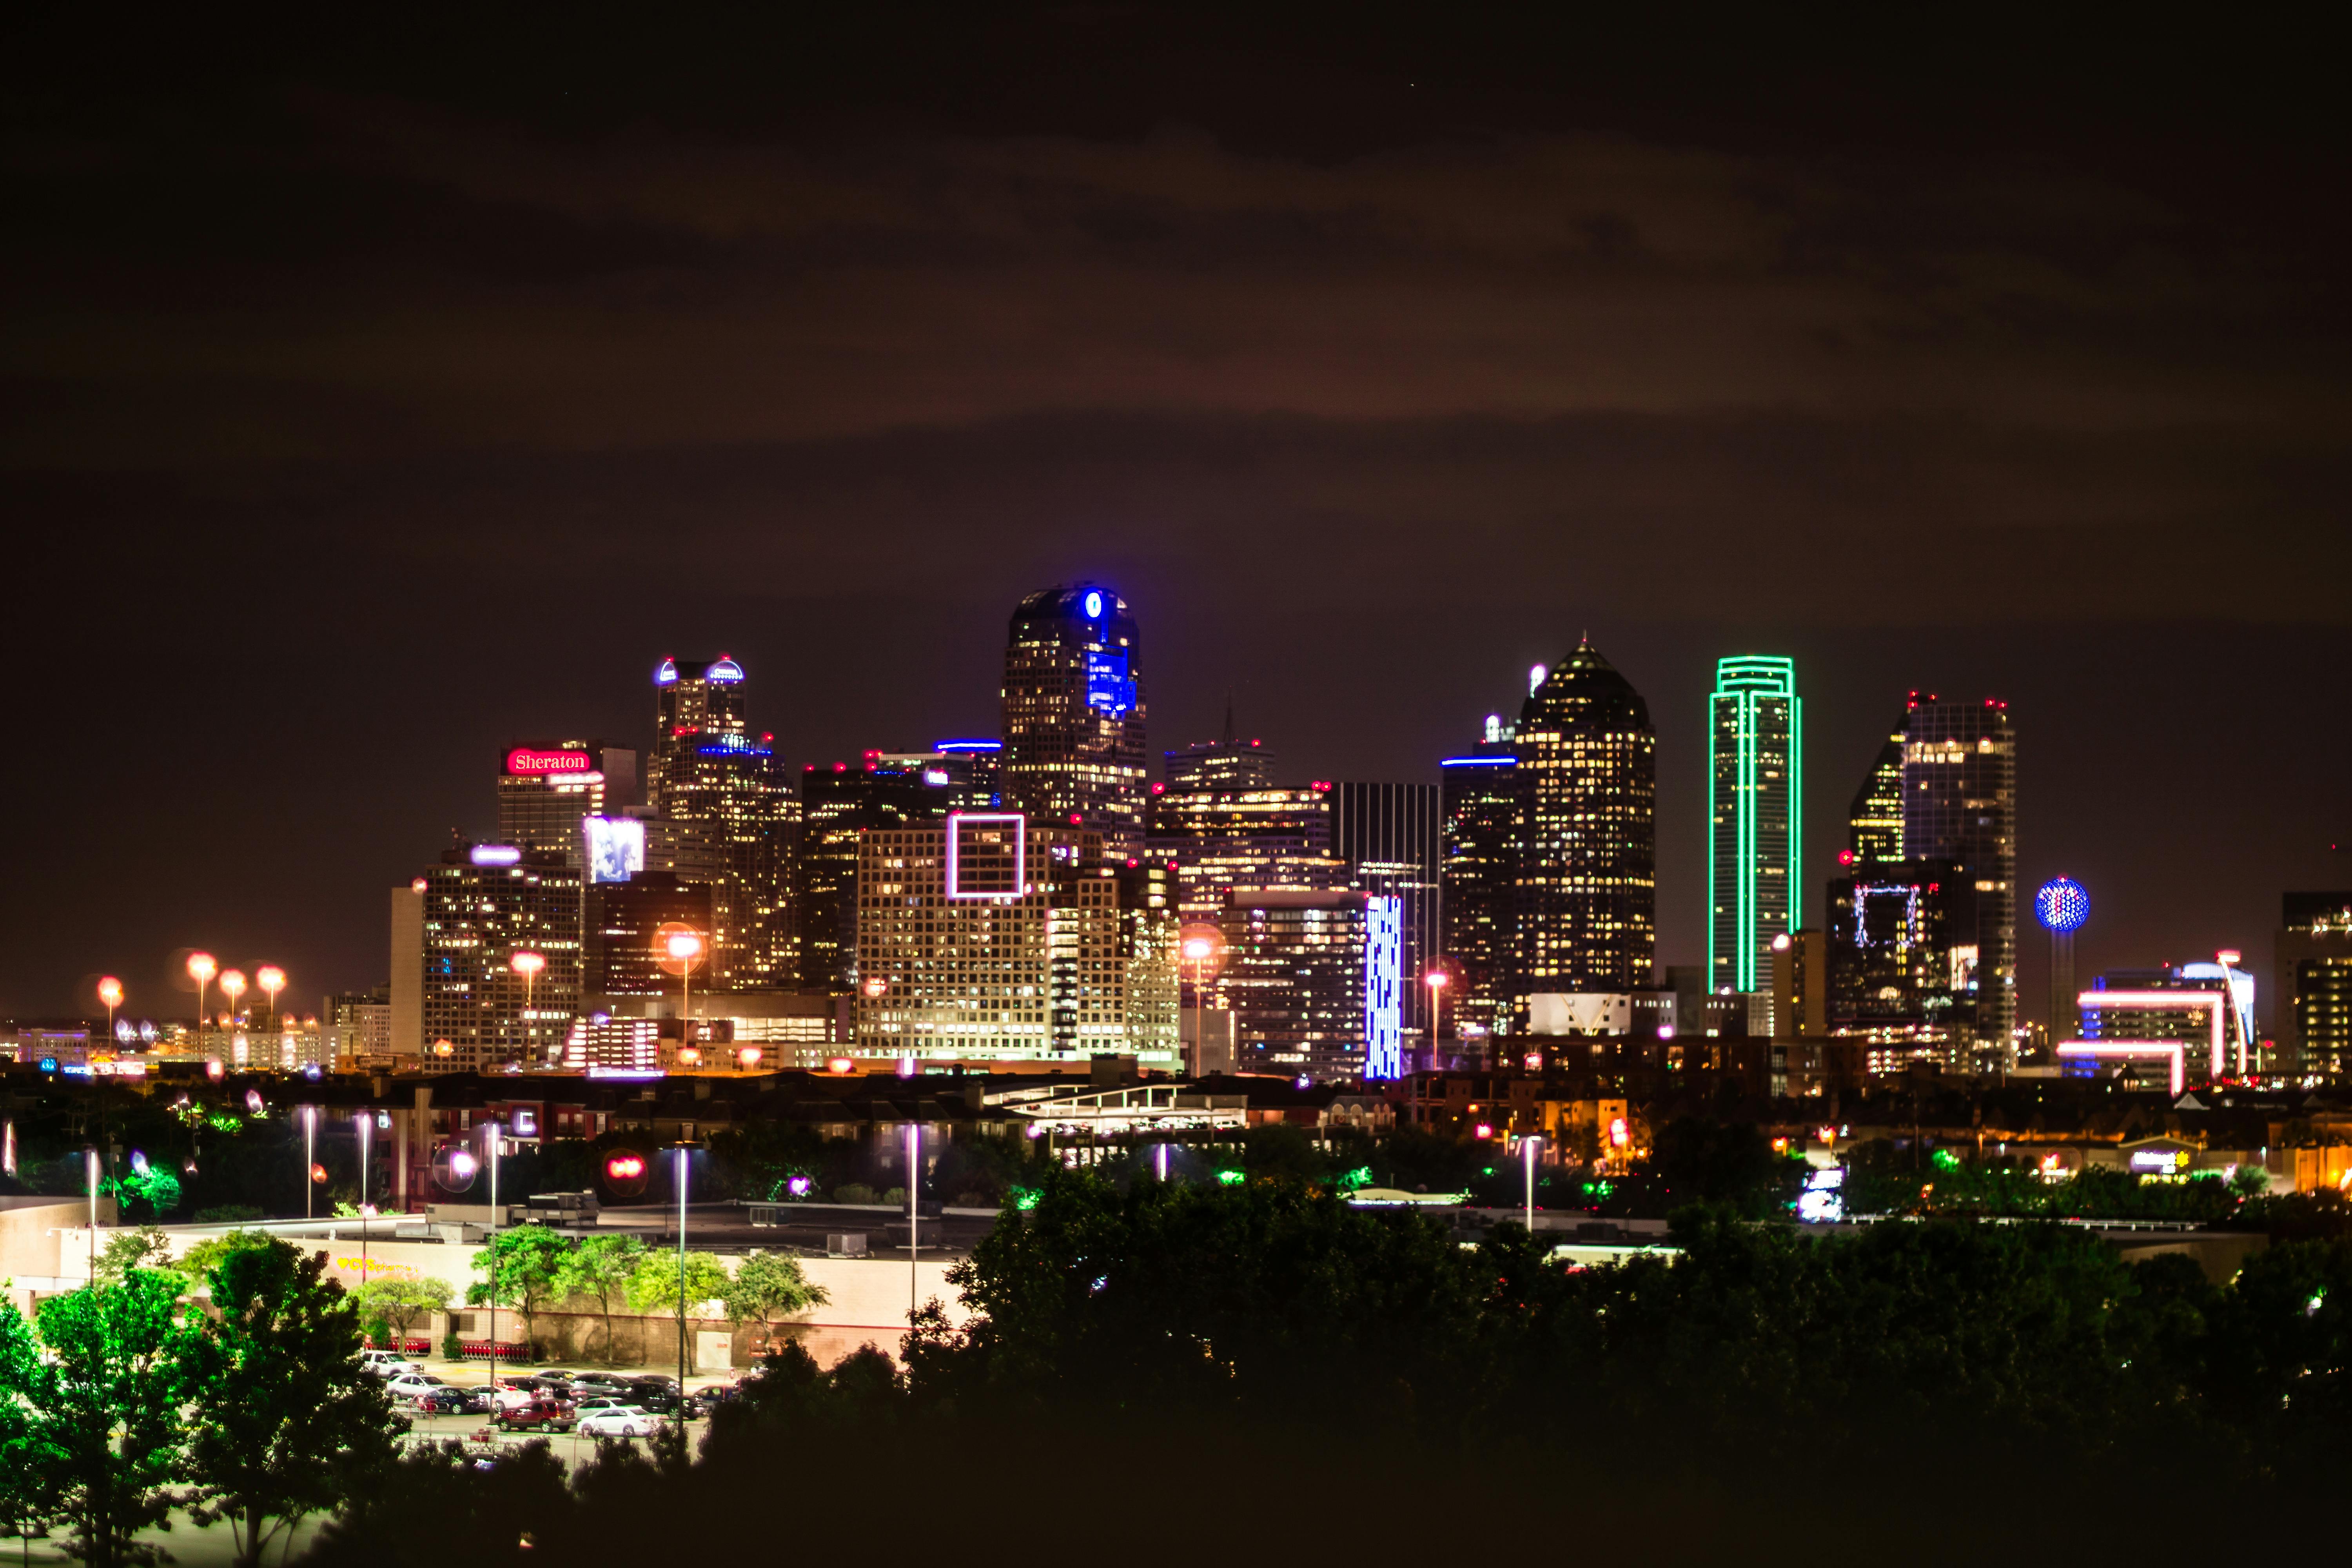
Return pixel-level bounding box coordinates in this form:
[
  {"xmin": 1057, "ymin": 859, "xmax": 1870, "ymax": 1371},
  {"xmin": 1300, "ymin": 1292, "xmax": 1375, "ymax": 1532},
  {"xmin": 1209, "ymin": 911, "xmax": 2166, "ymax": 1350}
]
[{"xmin": 1221, "ymin": 691, "xmax": 1235, "ymax": 745}]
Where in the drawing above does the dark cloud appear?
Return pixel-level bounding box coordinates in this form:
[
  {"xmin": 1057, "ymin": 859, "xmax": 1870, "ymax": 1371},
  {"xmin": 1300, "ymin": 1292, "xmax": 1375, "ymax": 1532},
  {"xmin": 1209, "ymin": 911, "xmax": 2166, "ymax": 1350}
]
[{"xmin": 2, "ymin": 5, "xmax": 2346, "ymax": 1015}]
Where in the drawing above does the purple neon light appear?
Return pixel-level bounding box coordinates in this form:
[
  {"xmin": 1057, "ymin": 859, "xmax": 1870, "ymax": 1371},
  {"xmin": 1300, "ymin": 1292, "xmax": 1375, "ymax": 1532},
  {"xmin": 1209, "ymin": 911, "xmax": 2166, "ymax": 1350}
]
[{"xmin": 946, "ymin": 812, "xmax": 1025, "ymax": 900}]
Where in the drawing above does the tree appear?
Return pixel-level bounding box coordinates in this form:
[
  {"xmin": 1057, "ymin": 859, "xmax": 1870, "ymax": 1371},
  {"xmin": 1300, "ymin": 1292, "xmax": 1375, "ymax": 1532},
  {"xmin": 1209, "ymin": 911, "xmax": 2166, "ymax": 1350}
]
[
  {"xmin": 0, "ymin": 1301, "xmax": 55, "ymax": 1564},
  {"xmin": 554, "ymin": 1235, "xmax": 646, "ymax": 1365},
  {"xmin": 28, "ymin": 1271, "xmax": 190, "ymax": 1568},
  {"xmin": 465, "ymin": 1228, "xmax": 573, "ymax": 1359},
  {"xmin": 720, "ymin": 1252, "xmax": 829, "ymax": 1352},
  {"xmin": 180, "ymin": 1238, "xmax": 404, "ymax": 1568},
  {"xmin": 178, "ymin": 1230, "xmax": 274, "ymax": 1287},
  {"xmin": 351, "ymin": 1277, "xmax": 453, "ymax": 1352},
  {"xmin": 624, "ymin": 1252, "xmax": 731, "ymax": 1374},
  {"xmin": 91, "ymin": 1230, "xmax": 178, "ymax": 1288}
]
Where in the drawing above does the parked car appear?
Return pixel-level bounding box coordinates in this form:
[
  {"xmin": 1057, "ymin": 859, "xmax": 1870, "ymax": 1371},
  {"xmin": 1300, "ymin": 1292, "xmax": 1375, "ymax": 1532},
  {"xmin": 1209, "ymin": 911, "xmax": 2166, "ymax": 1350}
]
[
  {"xmin": 409, "ymin": 1388, "xmax": 480, "ymax": 1416},
  {"xmin": 488, "ymin": 1382, "xmax": 542, "ymax": 1412},
  {"xmin": 685, "ymin": 1383, "xmax": 740, "ymax": 1417},
  {"xmin": 573, "ymin": 1405, "xmax": 655, "ymax": 1439},
  {"xmin": 359, "ymin": 1350, "xmax": 419, "ymax": 1378},
  {"xmin": 386, "ymin": 1373, "xmax": 449, "ymax": 1401},
  {"xmin": 495, "ymin": 1398, "xmax": 575, "ymax": 1432},
  {"xmin": 626, "ymin": 1385, "xmax": 683, "ymax": 1415},
  {"xmin": 568, "ymin": 1396, "xmax": 632, "ymax": 1417},
  {"xmin": 566, "ymin": 1376, "xmax": 630, "ymax": 1396}
]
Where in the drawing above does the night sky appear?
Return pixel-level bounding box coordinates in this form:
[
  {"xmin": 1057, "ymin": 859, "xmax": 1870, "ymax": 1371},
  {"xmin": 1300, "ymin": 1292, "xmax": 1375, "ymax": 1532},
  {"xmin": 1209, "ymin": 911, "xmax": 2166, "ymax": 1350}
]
[{"xmin": 6, "ymin": 7, "xmax": 2347, "ymax": 1024}]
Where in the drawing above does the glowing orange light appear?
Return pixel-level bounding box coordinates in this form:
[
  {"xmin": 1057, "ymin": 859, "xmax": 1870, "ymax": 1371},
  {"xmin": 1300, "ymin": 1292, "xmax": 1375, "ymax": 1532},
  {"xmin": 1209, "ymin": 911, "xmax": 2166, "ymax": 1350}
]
[
  {"xmin": 677, "ymin": 1047, "xmax": 702, "ymax": 1067},
  {"xmin": 1182, "ymin": 938, "xmax": 1216, "ymax": 961},
  {"xmin": 826, "ymin": 1056, "xmax": 855, "ymax": 1074},
  {"xmin": 1473, "ymin": 1123, "xmax": 1494, "ymax": 1139},
  {"xmin": 605, "ymin": 1152, "xmax": 647, "ymax": 1181},
  {"xmin": 310, "ymin": 1163, "xmax": 328, "ymax": 1185},
  {"xmin": 187, "ymin": 952, "xmax": 218, "ymax": 985},
  {"xmin": 1522, "ymin": 1052, "xmax": 1542, "ymax": 1071},
  {"xmin": 654, "ymin": 922, "xmax": 706, "ymax": 977},
  {"xmin": 97, "ymin": 977, "xmax": 123, "ymax": 1009},
  {"xmin": 861, "ymin": 975, "xmax": 889, "ymax": 998},
  {"xmin": 737, "ymin": 1046, "xmax": 763, "ymax": 1068},
  {"xmin": 219, "ymin": 969, "xmax": 248, "ymax": 1003},
  {"xmin": 1609, "ymin": 1117, "xmax": 1630, "ymax": 1147},
  {"xmin": 433, "ymin": 1039, "xmax": 454, "ymax": 1057},
  {"xmin": 205, "ymin": 1058, "xmax": 225, "ymax": 1080},
  {"xmin": 256, "ymin": 965, "xmax": 286, "ymax": 997},
  {"xmin": 509, "ymin": 951, "xmax": 546, "ymax": 979},
  {"xmin": 1424, "ymin": 970, "xmax": 1450, "ymax": 991}
]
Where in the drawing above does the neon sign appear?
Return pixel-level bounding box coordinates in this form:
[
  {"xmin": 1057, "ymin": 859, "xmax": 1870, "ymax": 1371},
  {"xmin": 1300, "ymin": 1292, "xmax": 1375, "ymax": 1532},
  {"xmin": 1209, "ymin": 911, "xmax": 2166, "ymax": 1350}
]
[
  {"xmin": 469, "ymin": 844, "xmax": 523, "ymax": 867},
  {"xmin": 946, "ymin": 813, "xmax": 1025, "ymax": 900},
  {"xmin": 1362, "ymin": 896, "xmax": 1402, "ymax": 1080},
  {"xmin": 505, "ymin": 748, "xmax": 593, "ymax": 776}
]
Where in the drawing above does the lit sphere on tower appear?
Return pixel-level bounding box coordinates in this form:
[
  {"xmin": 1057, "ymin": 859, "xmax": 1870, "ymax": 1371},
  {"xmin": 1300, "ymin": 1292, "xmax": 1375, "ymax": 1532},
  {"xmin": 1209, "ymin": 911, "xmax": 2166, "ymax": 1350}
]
[{"xmin": 2034, "ymin": 876, "xmax": 2091, "ymax": 934}]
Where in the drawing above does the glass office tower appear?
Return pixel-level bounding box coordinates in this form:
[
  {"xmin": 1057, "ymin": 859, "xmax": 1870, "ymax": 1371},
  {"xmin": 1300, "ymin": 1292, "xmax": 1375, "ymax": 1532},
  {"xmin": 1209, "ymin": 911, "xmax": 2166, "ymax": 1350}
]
[
  {"xmin": 1708, "ymin": 656, "xmax": 1800, "ymax": 995},
  {"xmin": 647, "ymin": 655, "xmax": 798, "ymax": 991},
  {"xmin": 1902, "ymin": 697, "xmax": 2017, "ymax": 1063},
  {"xmin": 1513, "ymin": 641, "xmax": 1657, "ymax": 1007},
  {"xmin": 1000, "ymin": 583, "xmax": 1148, "ymax": 856}
]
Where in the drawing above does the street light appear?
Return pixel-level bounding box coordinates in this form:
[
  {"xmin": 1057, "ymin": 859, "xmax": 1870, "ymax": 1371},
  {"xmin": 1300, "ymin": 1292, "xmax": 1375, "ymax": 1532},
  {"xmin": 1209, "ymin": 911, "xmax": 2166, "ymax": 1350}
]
[
  {"xmin": 1179, "ymin": 924, "xmax": 1224, "ymax": 1078},
  {"xmin": 300, "ymin": 1105, "xmax": 319, "ymax": 1220},
  {"xmin": 509, "ymin": 951, "xmax": 545, "ymax": 1060},
  {"xmin": 256, "ymin": 965, "xmax": 286, "ymax": 1031},
  {"xmin": 1521, "ymin": 1133, "xmax": 1544, "ymax": 1236},
  {"xmin": 673, "ymin": 1142, "xmax": 693, "ymax": 1458},
  {"xmin": 97, "ymin": 977, "xmax": 122, "ymax": 1041},
  {"xmin": 1424, "ymin": 968, "xmax": 1450, "ymax": 1067},
  {"xmin": 219, "ymin": 968, "xmax": 248, "ymax": 1025},
  {"xmin": 187, "ymin": 952, "xmax": 217, "ymax": 1054},
  {"xmin": 354, "ymin": 1110, "xmax": 373, "ymax": 1279},
  {"xmin": 655, "ymin": 925, "xmax": 706, "ymax": 1057}
]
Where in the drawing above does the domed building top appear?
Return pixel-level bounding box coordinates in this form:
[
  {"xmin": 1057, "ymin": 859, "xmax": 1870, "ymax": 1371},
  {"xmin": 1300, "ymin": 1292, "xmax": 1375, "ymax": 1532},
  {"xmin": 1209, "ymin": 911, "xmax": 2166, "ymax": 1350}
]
[{"xmin": 1518, "ymin": 638, "xmax": 1652, "ymax": 736}]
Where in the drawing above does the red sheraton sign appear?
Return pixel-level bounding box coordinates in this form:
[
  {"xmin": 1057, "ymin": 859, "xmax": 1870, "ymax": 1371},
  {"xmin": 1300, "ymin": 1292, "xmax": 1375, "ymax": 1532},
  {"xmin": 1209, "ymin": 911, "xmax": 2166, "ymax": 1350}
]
[{"xmin": 506, "ymin": 747, "xmax": 593, "ymax": 776}]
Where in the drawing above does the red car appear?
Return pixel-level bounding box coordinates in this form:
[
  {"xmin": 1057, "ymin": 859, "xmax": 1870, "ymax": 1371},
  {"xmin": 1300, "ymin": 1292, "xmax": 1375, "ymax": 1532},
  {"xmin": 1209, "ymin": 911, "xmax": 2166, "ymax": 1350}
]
[{"xmin": 495, "ymin": 1397, "xmax": 576, "ymax": 1432}]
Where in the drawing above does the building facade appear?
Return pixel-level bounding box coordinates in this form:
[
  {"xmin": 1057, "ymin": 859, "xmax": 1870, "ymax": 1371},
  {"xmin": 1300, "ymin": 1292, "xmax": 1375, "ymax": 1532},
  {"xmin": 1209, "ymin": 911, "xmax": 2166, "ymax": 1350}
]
[
  {"xmin": 646, "ymin": 655, "xmax": 798, "ymax": 991},
  {"xmin": 584, "ymin": 873, "xmax": 715, "ymax": 1001},
  {"xmin": 1330, "ymin": 782, "xmax": 1441, "ymax": 1039},
  {"xmin": 419, "ymin": 845, "xmax": 583, "ymax": 1072},
  {"xmin": 1826, "ymin": 860, "xmax": 1978, "ymax": 1072},
  {"xmin": 1440, "ymin": 740, "xmax": 1520, "ymax": 1041},
  {"xmin": 851, "ymin": 814, "xmax": 1179, "ymax": 1067},
  {"xmin": 1514, "ymin": 641, "xmax": 1657, "ymax": 1011},
  {"xmin": 495, "ymin": 740, "xmax": 637, "ymax": 860},
  {"xmin": 999, "ymin": 584, "xmax": 1148, "ymax": 855},
  {"xmin": 2278, "ymin": 892, "xmax": 2352, "ymax": 1079},
  {"xmin": 1901, "ymin": 697, "xmax": 2017, "ymax": 1064},
  {"xmin": 1146, "ymin": 782, "xmax": 1346, "ymax": 915},
  {"xmin": 797, "ymin": 755, "xmax": 955, "ymax": 994},
  {"xmin": 1209, "ymin": 889, "xmax": 1369, "ymax": 1082},
  {"xmin": 1708, "ymin": 655, "xmax": 1801, "ymax": 996},
  {"xmin": 1846, "ymin": 718, "xmax": 1906, "ymax": 866}
]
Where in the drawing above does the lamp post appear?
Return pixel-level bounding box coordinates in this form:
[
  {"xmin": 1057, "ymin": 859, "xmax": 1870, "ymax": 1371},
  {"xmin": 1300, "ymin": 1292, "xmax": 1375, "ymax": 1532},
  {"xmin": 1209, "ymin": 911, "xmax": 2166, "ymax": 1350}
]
[
  {"xmin": 354, "ymin": 1110, "xmax": 372, "ymax": 1282},
  {"xmin": 1424, "ymin": 968, "xmax": 1450, "ymax": 1069},
  {"xmin": 187, "ymin": 952, "xmax": 217, "ymax": 1058},
  {"xmin": 485, "ymin": 1124, "xmax": 505, "ymax": 1389},
  {"xmin": 85, "ymin": 1147, "xmax": 100, "ymax": 1282},
  {"xmin": 256, "ymin": 965, "xmax": 286, "ymax": 1032},
  {"xmin": 97, "ymin": 977, "xmax": 123, "ymax": 1044},
  {"xmin": 906, "ymin": 1122, "xmax": 922, "ymax": 1313},
  {"xmin": 509, "ymin": 951, "xmax": 545, "ymax": 1062},
  {"xmin": 673, "ymin": 1142, "xmax": 691, "ymax": 1458},
  {"xmin": 656, "ymin": 926, "xmax": 707, "ymax": 1063},
  {"xmin": 1179, "ymin": 925, "xmax": 1223, "ymax": 1079},
  {"xmin": 1522, "ymin": 1132, "xmax": 1543, "ymax": 1236},
  {"xmin": 301, "ymin": 1105, "xmax": 319, "ymax": 1220}
]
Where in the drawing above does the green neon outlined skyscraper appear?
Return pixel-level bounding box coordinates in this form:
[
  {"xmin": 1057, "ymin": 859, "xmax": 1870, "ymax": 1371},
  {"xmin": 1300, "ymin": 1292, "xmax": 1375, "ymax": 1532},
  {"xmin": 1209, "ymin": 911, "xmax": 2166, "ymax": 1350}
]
[{"xmin": 1708, "ymin": 656, "xmax": 1800, "ymax": 995}]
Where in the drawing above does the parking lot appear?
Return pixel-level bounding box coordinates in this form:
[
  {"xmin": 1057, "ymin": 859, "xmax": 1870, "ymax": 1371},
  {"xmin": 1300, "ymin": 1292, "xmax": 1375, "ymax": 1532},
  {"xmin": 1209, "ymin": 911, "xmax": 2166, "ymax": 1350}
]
[{"xmin": 379, "ymin": 1357, "xmax": 747, "ymax": 1469}]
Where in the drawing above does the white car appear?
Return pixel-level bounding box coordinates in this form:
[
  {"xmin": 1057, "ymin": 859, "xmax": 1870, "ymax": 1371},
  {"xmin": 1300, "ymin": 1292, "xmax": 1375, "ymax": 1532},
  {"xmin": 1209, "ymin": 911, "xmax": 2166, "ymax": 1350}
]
[
  {"xmin": 574, "ymin": 1405, "xmax": 656, "ymax": 1439},
  {"xmin": 386, "ymin": 1373, "xmax": 448, "ymax": 1401},
  {"xmin": 360, "ymin": 1351, "xmax": 419, "ymax": 1378}
]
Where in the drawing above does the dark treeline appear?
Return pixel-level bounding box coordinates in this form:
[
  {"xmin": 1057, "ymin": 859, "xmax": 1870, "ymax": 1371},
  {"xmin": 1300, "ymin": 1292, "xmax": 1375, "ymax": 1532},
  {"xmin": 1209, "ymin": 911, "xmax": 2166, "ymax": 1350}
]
[{"xmin": 310, "ymin": 1172, "xmax": 2352, "ymax": 1566}]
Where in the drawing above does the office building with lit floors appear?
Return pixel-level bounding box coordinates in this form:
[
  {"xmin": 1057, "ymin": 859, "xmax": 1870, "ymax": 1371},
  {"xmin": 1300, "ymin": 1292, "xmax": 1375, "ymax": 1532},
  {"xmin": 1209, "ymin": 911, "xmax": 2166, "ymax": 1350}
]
[
  {"xmin": 1146, "ymin": 779, "xmax": 1348, "ymax": 915},
  {"xmin": 1330, "ymin": 782, "xmax": 1441, "ymax": 1044},
  {"xmin": 1513, "ymin": 641, "xmax": 1657, "ymax": 1013},
  {"xmin": 1440, "ymin": 728, "xmax": 1521, "ymax": 1044},
  {"xmin": 1000, "ymin": 583, "xmax": 1148, "ymax": 855},
  {"xmin": 797, "ymin": 754, "xmax": 956, "ymax": 994},
  {"xmin": 495, "ymin": 740, "xmax": 637, "ymax": 860},
  {"xmin": 647, "ymin": 655, "xmax": 799, "ymax": 991},
  {"xmin": 1901, "ymin": 696, "xmax": 2018, "ymax": 1066},
  {"xmin": 1209, "ymin": 889, "xmax": 1372, "ymax": 1081},
  {"xmin": 2066, "ymin": 960, "xmax": 2259, "ymax": 1092},
  {"xmin": 1709, "ymin": 656, "xmax": 1801, "ymax": 997},
  {"xmin": 1164, "ymin": 714, "xmax": 1276, "ymax": 790},
  {"xmin": 1825, "ymin": 860, "xmax": 1978, "ymax": 1073},
  {"xmin": 584, "ymin": 873, "xmax": 715, "ymax": 1001},
  {"xmin": 418, "ymin": 845, "xmax": 583, "ymax": 1071},
  {"xmin": 1846, "ymin": 716, "xmax": 1907, "ymax": 866},
  {"xmin": 851, "ymin": 814, "xmax": 1180, "ymax": 1068},
  {"xmin": 2276, "ymin": 893, "xmax": 2352, "ymax": 1078}
]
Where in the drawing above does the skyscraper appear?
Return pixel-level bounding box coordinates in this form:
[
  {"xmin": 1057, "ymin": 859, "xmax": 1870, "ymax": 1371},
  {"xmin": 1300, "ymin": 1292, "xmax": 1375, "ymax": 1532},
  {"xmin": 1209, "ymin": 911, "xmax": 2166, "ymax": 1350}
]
[
  {"xmin": 1440, "ymin": 730, "xmax": 1520, "ymax": 1042},
  {"xmin": 1902, "ymin": 697, "xmax": 2016, "ymax": 1062},
  {"xmin": 1000, "ymin": 584, "xmax": 1147, "ymax": 854},
  {"xmin": 1708, "ymin": 656, "xmax": 1801, "ymax": 995},
  {"xmin": 1146, "ymin": 780, "xmax": 1346, "ymax": 915},
  {"xmin": 1514, "ymin": 641, "xmax": 1657, "ymax": 1010},
  {"xmin": 1209, "ymin": 889, "xmax": 1370, "ymax": 1080},
  {"xmin": 1164, "ymin": 706, "xmax": 1276, "ymax": 790},
  {"xmin": 797, "ymin": 754, "xmax": 955, "ymax": 994},
  {"xmin": 1330, "ymin": 782, "xmax": 1441, "ymax": 1039},
  {"xmin": 497, "ymin": 740, "xmax": 637, "ymax": 860},
  {"xmin": 419, "ymin": 844, "xmax": 582, "ymax": 1071},
  {"xmin": 646, "ymin": 655, "xmax": 798, "ymax": 991},
  {"xmin": 1846, "ymin": 718, "xmax": 1906, "ymax": 865},
  {"xmin": 2277, "ymin": 893, "xmax": 2352, "ymax": 1079}
]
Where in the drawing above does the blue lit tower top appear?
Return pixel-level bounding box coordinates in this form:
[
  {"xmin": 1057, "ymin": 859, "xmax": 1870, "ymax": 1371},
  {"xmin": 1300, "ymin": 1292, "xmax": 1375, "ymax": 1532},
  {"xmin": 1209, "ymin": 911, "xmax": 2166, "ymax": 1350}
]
[
  {"xmin": 1001, "ymin": 582, "xmax": 1147, "ymax": 854},
  {"xmin": 2035, "ymin": 876, "xmax": 2090, "ymax": 933},
  {"xmin": 1708, "ymin": 655, "xmax": 1800, "ymax": 995}
]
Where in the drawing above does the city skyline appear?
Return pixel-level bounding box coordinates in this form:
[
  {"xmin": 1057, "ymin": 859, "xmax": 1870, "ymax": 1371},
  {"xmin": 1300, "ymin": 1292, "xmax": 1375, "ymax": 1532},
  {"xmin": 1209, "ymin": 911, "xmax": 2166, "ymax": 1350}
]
[{"xmin": 5, "ymin": 11, "xmax": 2346, "ymax": 1024}]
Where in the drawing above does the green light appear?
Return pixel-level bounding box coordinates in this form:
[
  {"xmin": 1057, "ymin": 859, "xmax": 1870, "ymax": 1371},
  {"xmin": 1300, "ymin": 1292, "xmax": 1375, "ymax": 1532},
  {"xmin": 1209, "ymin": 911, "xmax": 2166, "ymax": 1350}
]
[
  {"xmin": 1216, "ymin": 1170, "xmax": 1243, "ymax": 1187},
  {"xmin": 1012, "ymin": 1189, "xmax": 1040, "ymax": 1211},
  {"xmin": 1932, "ymin": 1149, "xmax": 1960, "ymax": 1172},
  {"xmin": 1337, "ymin": 1166, "xmax": 1372, "ymax": 1191},
  {"xmin": 1708, "ymin": 656, "xmax": 1800, "ymax": 993}
]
